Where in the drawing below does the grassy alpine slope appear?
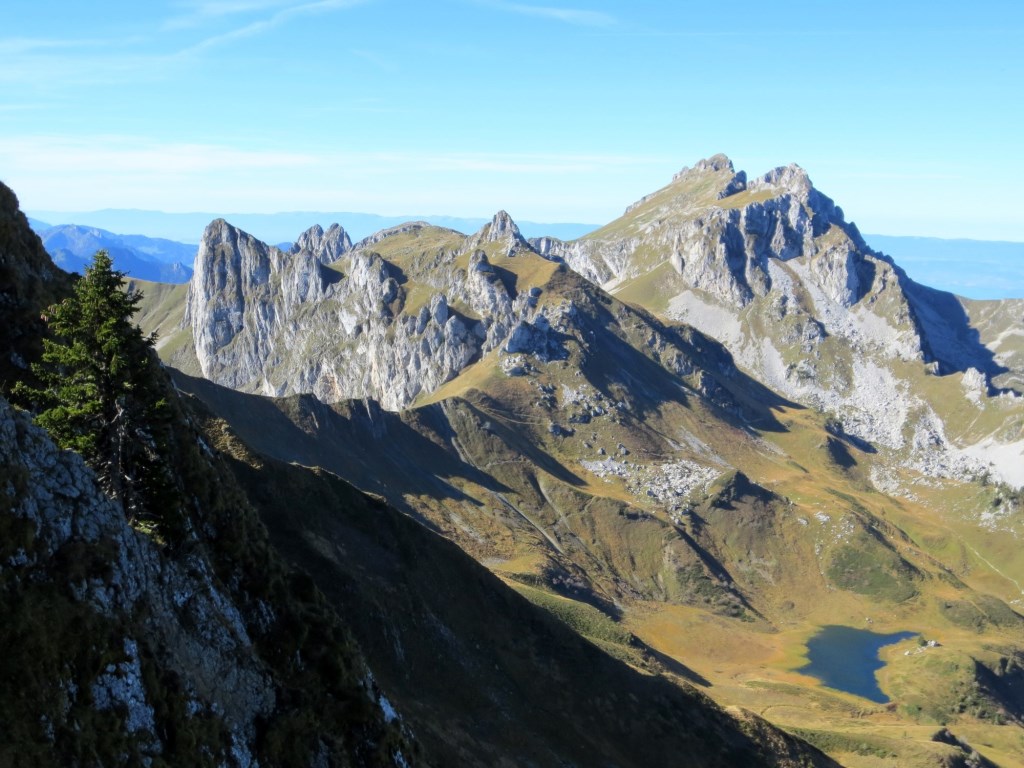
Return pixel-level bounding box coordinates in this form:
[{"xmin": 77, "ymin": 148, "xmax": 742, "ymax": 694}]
[{"xmin": 183, "ymin": 386, "xmax": 836, "ymax": 767}]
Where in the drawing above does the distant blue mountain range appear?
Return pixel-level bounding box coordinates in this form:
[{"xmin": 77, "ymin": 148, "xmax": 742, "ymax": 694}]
[
  {"xmin": 24, "ymin": 210, "xmax": 1024, "ymax": 299},
  {"xmin": 28, "ymin": 219, "xmax": 196, "ymax": 284},
  {"xmin": 26, "ymin": 209, "xmax": 598, "ymax": 246}
]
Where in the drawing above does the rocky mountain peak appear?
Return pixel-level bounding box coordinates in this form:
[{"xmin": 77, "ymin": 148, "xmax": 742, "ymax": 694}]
[
  {"xmin": 673, "ymin": 153, "xmax": 735, "ymax": 180},
  {"xmin": 615, "ymin": 155, "xmax": 747, "ymax": 216},
  {"xmin": 469, "ymin": 210, "xmax": 526, "ymax": 249},
  {"xmin": 178, "ymin": 213, "xmax": 552, "ymax": 410},
  {"xmin": 185, "ymin": 219, "xmax": 332, "ymax": 389},
  {"xmin": 200, "ymin": 217, "xmax": 245, "ymax": 251},
  {"xmin": 290, "ymin": 222, "xmax": 352, "ymax": 264},
  {"xmin": 748, "ymin": 164, "xmax": 845, "ymax": 225}
]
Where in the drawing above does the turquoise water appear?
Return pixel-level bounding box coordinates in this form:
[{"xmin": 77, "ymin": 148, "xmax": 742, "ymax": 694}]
[{"xmin": 799, "ymin": 625, "xmax": 917, "ymax": 703}]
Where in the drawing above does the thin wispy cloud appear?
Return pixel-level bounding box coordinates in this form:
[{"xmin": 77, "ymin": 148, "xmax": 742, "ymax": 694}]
[
  {"xmin": 0, "ymin": 0, "xmax": 369, "ymax": 88},
  {"xmin": 164, "ymin": 0, "xmax": 302, "ymax": 29},
  {"xmin": 0, "ymin": 48, "xmax": 172, "ymax": 88},
  {"xmin": 179, "ymin": 0, "xmax": 369, "ymax": 54},
  {"xmin": 0, "ymin": 135, "xmax": 659, "ymax": 179},
  {"xmin": 476, "ymin": 0, "xmax": 615, "ymax": 27},
  {"xmin": 1, "ymin": 134, "xmax": 663, "ymax": 217},
  {"xmin": 0, "ymin": 36, "xmax": 128, "ymax": 57},
  {"xmin": 0, "ymin": 104, "xmax": 49, "ymax": 113}
]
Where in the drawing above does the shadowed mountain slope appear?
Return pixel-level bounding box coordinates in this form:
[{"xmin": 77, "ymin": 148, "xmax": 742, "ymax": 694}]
[{"xmin": 186, "ymin": 386, "xmax": 836, "ymax": 767}]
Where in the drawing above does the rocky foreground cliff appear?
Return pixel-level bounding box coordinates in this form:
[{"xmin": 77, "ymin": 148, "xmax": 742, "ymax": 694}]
[{"xmin": 0, "ymin": 387, "xmax": 416, "ymax": 766}]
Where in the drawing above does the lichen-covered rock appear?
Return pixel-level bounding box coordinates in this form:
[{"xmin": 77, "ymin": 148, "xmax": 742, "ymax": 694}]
[
  {"xmin": 0, "ymin": 396, "xmax": 274, "ymax": 758},
  {"xmin": 0, "ymin": 394, "xmax": 412, "ymax": 764}
]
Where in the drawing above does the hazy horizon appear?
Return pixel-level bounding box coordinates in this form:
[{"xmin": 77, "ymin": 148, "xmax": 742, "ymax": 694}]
[
  {"xmin": 24, "ymin": 206, "xmax": 1024, "ymax": 300},
  {"xmin": 3, "ymin": 2, "xmax": 1023, "ymax": 241}
]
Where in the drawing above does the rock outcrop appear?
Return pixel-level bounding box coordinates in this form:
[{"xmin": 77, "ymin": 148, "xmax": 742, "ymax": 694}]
[
  {"xmin": 184, "ymin": 213, "xmax": 553, "ymax": 410},
  {"xmin": 174, "ymin": 159, "xmax": 1022, "ymax": 487},
  {"xmin": 290, "ymin": 222, "xmax": 352, "ymax": 264},
  {"xmin": 530, "ymin": 156, "xmax": 1023, "ymax": 486},
  {"xmin": 466, "ymin": 209, "xmax": 528, "ymax": 252},
  {"xmin": 537, "ymin": 157, "xmax": 880, "ymax": 308},
  {"xmin": 0, "ymin": 394, "xmax": 409, "ymax": 764},
  {"xmin": 0, "ymin": 182, "xmax": 70, "ymax": 384}
]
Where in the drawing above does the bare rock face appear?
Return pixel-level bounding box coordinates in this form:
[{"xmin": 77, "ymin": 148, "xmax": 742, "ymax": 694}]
[
  {"xmin": 550, "ymin": 158, "xmax": 873, "ymax": 309},
  {"xmin": 184, "ymin": 219, "xmax": 330, "ymax": 391},
  {"xmin": 526, "ymin": 156, "xmax": 1023, "ymax": 486},
  {"xmin": 0, "ymin": 396, "xmax": 275, "ymax": 761},
  {"xmin": 183, "ymin": 213, "xmax": 548, "ymax": 410},
  {"xmin": 290, "ymin": 222, "xmax": 352, "ymax": 264},
  {"xmin": 466, "ymin": 210, "xmax": 528, "ymax": 253},
  {"xmin": 175, "ymin": 160, "xmax": 1021, "ymax": 487}
]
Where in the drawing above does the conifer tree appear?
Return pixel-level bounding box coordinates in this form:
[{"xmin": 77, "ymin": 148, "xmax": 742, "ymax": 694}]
[{"xmin": 15, "ymin": 251, "xmax": 181, "ymax": 534}]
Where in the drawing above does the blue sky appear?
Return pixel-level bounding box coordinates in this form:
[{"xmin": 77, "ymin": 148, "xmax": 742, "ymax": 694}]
[{"xmin": 2, "ymin": 0, "xmax": 1023, "ymax": 240}]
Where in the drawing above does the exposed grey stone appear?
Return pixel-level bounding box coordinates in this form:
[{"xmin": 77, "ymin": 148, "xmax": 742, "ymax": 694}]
[
  {"xmin": 0, "ymin": 396, "xmax": 277, "ymax": 756},
  {"xmin": 290, "ymin": 222, "xmax": 352, "ymax": 264}
]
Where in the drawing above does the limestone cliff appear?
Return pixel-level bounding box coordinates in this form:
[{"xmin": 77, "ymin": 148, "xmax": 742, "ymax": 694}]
[
  {"xmin": 290, "ymin": 222, "xmax": 352, "ymax": 264},
  {"xmin": 174, "ymin": 159, "xmax": 1022, "ymax": 486},
  {"xmin": 532, "ymin": 156, "xmax": 1023, "ymax": 487},
  {"xmin": 183, "ymin": 213, "xmax": 552, "ymax": 410}
]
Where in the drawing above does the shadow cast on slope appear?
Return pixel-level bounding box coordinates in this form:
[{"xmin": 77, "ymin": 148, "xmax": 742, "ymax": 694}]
[
  {"xmin": 171, "ymin": 371, "xmax": 513, "ymax": 524},
  {"xmin": 225, "ymin": 449, "xmax": 835, "ymax": 767},
  {"xmin": 902, "ymin": 276, "xmax": 1016, "ymax": 392},
  {"xmin": 580, "ymin": 292, "xmax": 801, "ymax": 434}
]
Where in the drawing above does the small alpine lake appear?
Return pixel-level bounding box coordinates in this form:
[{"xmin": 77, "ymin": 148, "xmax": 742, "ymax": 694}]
[{"xmin": 799, "ymin": 625, "xmax": 918, "ymax": 703}]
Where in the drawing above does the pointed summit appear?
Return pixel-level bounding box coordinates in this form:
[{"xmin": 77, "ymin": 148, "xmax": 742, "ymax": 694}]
[
  {"xmin": 749, "ymin": 163, "xmax": 813, "ymax": 197},
  {"xmin": 291, "ymin": 222, "xmax": 352, "ymax": 264},
  {"xmin": 671, "ymin": 155, "xmax": 747, "ymax": 199},
  {"xmin": 468, "ymin": 210, "xmax": 527, "ymax": 251},
  {"xmin": 623, "ymin": 155, "xmax": 745, "ymax": 216},
  {"xmin": 483, "ymin": 210, "xmax": 522, "ymax": 242},
  {"xmin": 748, "ymin": 164, "xmax": 844, "ymax": 224}
]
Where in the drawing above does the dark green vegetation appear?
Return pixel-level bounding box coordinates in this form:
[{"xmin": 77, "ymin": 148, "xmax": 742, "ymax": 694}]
[
  {"xmin": 200, "ymin": 402, "xmax": 832, "ymax": 767},
  {"xmin": 0, "ymin": 182, "xmax": 71, "ymax": 388},
  {"xmin": 14, "ymin": 251, "xmax": 181, "ymax": 535},
  {"xmin": 0, "ymin": 395, "xmax": 413, "ymax": 766}
]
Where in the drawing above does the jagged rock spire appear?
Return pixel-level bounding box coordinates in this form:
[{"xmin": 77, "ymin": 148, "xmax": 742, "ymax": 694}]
[
  {"xmin": 483, "ymin": 211, "xmax": 521, "ymax": 242},
  {"xmin": 467, "ymin": 210, "xmax": 527, "ymax": 251},
  {"xmin": 291, "ymin": 222, "xmax": 352, "ymax": 264}
]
